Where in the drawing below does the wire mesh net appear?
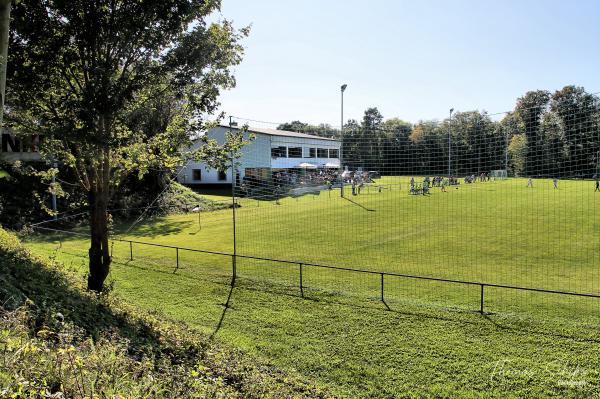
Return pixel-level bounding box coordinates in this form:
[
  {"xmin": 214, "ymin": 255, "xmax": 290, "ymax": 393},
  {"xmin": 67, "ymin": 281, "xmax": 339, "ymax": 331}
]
[
  {"xmin": 227, "ymin": 94, "xmax": 600, "ymax": 319},
  {"xmin": 25, "ymin": 91, "xmax": 600, "ymax": 324}
]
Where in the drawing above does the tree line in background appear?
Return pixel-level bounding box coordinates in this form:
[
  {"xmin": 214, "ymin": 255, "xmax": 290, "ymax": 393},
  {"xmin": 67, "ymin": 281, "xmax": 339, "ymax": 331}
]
[{"xmin": 278, "ymin": 86, "xmax": 600, "ymax": 178}]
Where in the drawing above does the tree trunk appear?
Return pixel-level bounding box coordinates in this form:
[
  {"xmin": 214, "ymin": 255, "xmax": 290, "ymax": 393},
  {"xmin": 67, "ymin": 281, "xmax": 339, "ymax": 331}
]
[
  {"xmin": 0, "ymin": 0, "xmax": 11, "ymax": 127},
  {"xmin": 87, "ymin": 147, "xmax": 111, "ymax": 292}
]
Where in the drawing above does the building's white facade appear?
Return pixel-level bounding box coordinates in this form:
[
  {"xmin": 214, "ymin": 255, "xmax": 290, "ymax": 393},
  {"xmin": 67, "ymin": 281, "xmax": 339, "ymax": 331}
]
[{"xmin": 178, "ymin": 125, "xmax": 341, "ymax": 185}]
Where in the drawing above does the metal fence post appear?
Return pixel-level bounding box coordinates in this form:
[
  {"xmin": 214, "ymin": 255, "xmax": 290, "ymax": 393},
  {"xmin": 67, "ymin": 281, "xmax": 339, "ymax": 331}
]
[
  {"xmin": 129, "ymin": 241, "xmax": 133, "ymax": 261},
  {"xmin": 175, "ymin": 247, "xmax": 179, "ymax": 271},
  {"xmin": 381, "ymin": 273, "xmax": 384, "ymax": 303},
  {"xmin": 231, "ymin": 255, "xmax": 236, "ymax": 286},
  {"xmin": 480, "ymin": 284, "xmax": 484, "ymax": 314},
  {"xmin": 299, "ymin": 263, "xmax": 304, "ymax": 297}
]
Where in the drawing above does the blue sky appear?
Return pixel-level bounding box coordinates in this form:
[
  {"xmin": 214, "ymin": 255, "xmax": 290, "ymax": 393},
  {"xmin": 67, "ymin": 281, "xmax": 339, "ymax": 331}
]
[{"xmin": 213, "ymin": 0, "xmax": 600, "ymax": 126}]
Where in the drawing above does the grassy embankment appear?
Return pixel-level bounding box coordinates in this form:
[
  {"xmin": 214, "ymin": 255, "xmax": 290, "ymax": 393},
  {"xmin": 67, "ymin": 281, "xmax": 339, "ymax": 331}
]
[{"xmin": 0, "ymin": 227, "xmax": 325, "ymax": 398}]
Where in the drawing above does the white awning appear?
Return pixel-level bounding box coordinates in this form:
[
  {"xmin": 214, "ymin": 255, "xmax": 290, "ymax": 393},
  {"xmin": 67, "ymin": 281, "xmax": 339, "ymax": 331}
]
[
  {"xmin": 324, "ymin": 162, "xmax": 339, "ymax": 168},
  {"xmin": 296, "ymin": 162, "xmax": 317, "ymax": 169}
]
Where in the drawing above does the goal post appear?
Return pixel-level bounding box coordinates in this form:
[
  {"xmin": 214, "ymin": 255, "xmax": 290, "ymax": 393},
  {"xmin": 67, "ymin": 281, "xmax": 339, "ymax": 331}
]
[{"xmin": 489, "ymin": 170, "xmax": 508, "ymax": 180}]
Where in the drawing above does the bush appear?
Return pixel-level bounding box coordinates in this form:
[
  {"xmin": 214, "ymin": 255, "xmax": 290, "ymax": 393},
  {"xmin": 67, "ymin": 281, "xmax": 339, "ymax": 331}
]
[
  {"xmin": 0, "ymin": 164, "xmax": 228, "ymax": 229},
  {"xmin": 157, "ymin": 182, "xmax": 230, "ymax": 214}
]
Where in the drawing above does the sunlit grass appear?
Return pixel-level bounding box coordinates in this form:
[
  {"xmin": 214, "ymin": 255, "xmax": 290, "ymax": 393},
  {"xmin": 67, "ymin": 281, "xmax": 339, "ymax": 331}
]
[{"xmin": 23, "ymin": 176, "xmax": 600, "ymax": 398}]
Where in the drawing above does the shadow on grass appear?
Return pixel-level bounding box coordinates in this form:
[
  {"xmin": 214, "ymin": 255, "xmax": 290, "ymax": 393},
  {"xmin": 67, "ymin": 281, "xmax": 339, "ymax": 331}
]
[
  {"xmin": 23, "ymin": 230, "xmax": 88, "ymax": 245},
  {"xmin": 342, "ymin": 196, "xmax": 376, "ymax": 212},
  {"xmin": 40, "ymin": 247, "xmax": 246, "ymax": 343},
  {"xmin": 190, "ymin": 185, "xmax": 233, "ymax": 198},
  {"xmin": 113, "ymin": 255, "xmax": 232, "ymax": 286},
  {"xmin": 59, "ymin": 247, "xmax": 600, "ymax": 345},
  {"xmin": 210, "ymin": 281, "xmax": 235, "ymax": 341},
  {"xmin": 29, "ymin": 244, "xmax": 233, "ymax": 289},
  {"xmin": 479, "ymin": 313, "xmax": 600, "ymax": 344},
  {"xmin": 230, "ymin": 278, "xmax": 600, "ymax": 344},
  {"xmin": 21, "ymin": 244, "xmax": 600, "ymax": 347},
  {"xmin": 0, "ymin": 242, "xmax": 205, "ymax": 363},
  {"xmin": 119, "ymin": 217, "xmax": 194, "ymax": 238}
]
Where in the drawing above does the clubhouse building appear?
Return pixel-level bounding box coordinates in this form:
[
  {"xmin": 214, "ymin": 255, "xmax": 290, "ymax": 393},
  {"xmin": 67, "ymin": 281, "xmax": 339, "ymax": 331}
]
[{"xmin": 178, "ymin": 124, "xmax": 341, "ymax": 186}]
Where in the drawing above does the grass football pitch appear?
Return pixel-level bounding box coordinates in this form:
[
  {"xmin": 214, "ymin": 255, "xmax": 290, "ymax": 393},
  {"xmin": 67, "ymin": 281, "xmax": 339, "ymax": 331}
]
[{"xmin": 24, "ymin": 177, "xmax": 600, "ymax": 397}]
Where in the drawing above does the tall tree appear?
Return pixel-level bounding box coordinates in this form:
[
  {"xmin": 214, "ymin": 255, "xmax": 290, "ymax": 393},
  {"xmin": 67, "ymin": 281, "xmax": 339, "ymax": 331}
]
[
  {"xmin": 514, "ymin": 90, "xmax": 551, "ymax": 176},
  {"xmin": 549, "ymin": 85, "xmax": 599, "ymax": 177},
  {"xmin": 448, "ymin": 111, "xmax": 501, "ymax": 174},
  {"xmin": 277, "ymin": 120, "xmax": 310, "ymax": 132},
  {"xmin": 539, "ymin": 110, "xmax": 567, "ymax": 177},
  {"xmin": 341, "ymin": 119, "xmax": 361, "ymax": 168},
  {"xmin": 277, "ymin": 121, "xmax": 339, "ymax": 138},
  {"xmin": 360, "ymin": 107, "xmax": 384, "ymax": 170},
  {"xmin": 8, "ymin": 0, "xmax": 249, "ymax": 291},
  {"xmin": 362, "ymin": 107, "xmax": 384, "ymax": 130},
  {"xmin": 380, "ymin": 118, "xmax": 413, "ymax": 174},
  {"xmin": 410, "ymin": 120, "xmax": 443, "ymax": 175},
  {"xmin": 508, "ymin": 134, "xmax": 527, "ymax": 176},
  {"xmin": 497, "ymin": 111, "xmax": 524, "ymax": 174}
]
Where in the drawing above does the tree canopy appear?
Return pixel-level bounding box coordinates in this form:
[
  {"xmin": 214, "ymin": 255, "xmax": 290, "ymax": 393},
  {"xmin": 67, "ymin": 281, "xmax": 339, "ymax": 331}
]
[
  {"xmin": 277, "ymin": 86, "xmax": 600, "ymax": 178},
  {"xmin": 7, "ymin": 0, "xmax": 249, "ymax": 291}
]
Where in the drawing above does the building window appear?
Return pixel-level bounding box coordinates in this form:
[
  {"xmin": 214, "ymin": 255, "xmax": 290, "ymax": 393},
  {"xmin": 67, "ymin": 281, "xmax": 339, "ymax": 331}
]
[
  {"xmin": 288, "ymin": 147, "xmax": 302, "ymax": 158},
  {"xmin": 329, "ymin": 149, "xmax": 339, "ymax": 159},
  {"xmin": 218, "ymin": 170, "xmax": 227, "ymax": 181},
  {"xmin": 192, "ymin": 169, "xmax": 202, "ymax": 181},
  {"xmin": 317, "ymin": 148, "xmax": 328, "ymax": 158},
  {"xmin": 305, "ymin": 147, "xmax": 316, "ymax": 158},
  {"xmin": 271, "ymin": 146, "xmax": 287, "ymax": 158}
]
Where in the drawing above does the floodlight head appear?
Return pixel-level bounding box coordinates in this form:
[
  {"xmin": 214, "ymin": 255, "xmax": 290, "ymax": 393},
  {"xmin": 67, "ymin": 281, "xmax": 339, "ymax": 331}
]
[
  {"xmin": 450, "ymin": 108, "xmax": 454, "ymax": 114},
  {"xmin": 341, "ymin": 84, "xmax": 347, "ymax": 92}
]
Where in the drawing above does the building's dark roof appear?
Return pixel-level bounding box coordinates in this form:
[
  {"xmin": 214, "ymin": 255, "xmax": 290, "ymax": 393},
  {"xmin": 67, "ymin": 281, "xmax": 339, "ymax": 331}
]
[{"xmin": 219, "ymin": 124, "xmax": 338, "ymax": 142}]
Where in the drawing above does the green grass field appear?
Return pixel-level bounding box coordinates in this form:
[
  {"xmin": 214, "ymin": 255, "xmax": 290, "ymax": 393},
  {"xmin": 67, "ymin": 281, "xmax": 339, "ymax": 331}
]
[{"xmin": 24, "ymin": 177, "xmax": 600, "ymax": 397}]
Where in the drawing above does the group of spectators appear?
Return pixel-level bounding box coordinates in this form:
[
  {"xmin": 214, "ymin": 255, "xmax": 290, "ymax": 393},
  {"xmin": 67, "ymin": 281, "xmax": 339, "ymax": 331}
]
[
  {"xmin": 240, "ymin": 169, "xmax": 341, "ymax": 199},
  {"xmin": 243, "ymin": 170, "xmax": 600, "ymax": 201},
  {"xmin": 272, "ymin": 169, "xmax": 339, "ymax": 188},
  {"xmin": 348, "ymin": 172, "xmax": 373, "ymax": 195},
  {"xmin": 430, "ymin": 176, "xmax": 458, "ymax": 187},
  {"xmin": 409, "ymin": 176, "xmax": 434, "ymax": 195},
  {"xmin": 464, "ymin": 172, "xmax": 491, "ymax": 184},
  {"xmin": 272, "ymin": 170, "xmax": 299, "ymax": 186},
  {"xmin": 411, "ymin": 173, "xmax": 491, "ymax": 195},
  {"xmin": 304, "ymin": 170, "xmax": 339, "ymax": 187}
]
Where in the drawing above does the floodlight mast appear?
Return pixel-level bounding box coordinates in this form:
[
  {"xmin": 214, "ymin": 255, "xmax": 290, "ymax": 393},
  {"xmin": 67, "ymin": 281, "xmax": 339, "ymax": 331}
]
[
  {"xmin": 341, "ymin": 84, "xmax": 347, "ymax": 134},
  {"xmin": 340, "ymin": 84, "xmax": 347, "ymax": 197}
]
